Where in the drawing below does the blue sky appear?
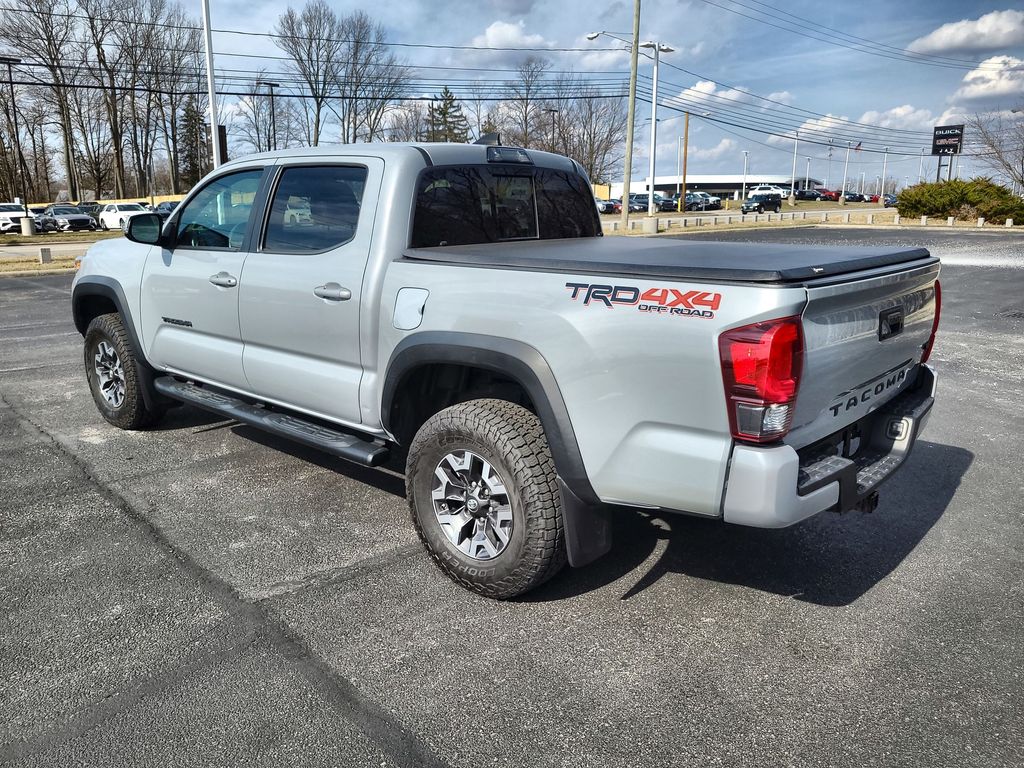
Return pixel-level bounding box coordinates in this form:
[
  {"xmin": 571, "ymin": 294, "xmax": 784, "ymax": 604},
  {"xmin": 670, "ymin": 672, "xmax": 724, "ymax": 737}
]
[{"xmin": 208, "ymin": 0, "xmax": 1024, "ymax": 184}]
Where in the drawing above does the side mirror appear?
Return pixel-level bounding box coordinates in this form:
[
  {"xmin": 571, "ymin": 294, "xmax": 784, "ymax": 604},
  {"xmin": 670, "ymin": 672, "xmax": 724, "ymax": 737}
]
[{"xmin": 125, "ymin": 213, "xmax": 165, "ymax": 246}]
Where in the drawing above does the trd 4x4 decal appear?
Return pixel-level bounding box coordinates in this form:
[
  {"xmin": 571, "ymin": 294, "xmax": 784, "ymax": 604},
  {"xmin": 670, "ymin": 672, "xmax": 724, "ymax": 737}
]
[{"xmin": 565, "ymin": 282, "xmax": 721, "ymax": 319}]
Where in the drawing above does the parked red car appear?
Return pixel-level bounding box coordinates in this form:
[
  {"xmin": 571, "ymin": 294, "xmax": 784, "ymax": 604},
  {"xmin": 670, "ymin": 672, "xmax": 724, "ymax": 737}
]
[
  {"xmin": 866, "ymin": 194, "xmax": 880, "ymax": 203},
  {"xmin": 816, "ymin": 189, "xmax": 840, "ymax": 201}
]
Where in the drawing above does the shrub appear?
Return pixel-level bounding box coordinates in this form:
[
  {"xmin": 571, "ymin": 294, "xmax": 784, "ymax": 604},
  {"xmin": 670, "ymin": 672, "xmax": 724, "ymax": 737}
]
[{"xmin": 896, "ymin": 178, "xmax": 1024, "ymax": 224}]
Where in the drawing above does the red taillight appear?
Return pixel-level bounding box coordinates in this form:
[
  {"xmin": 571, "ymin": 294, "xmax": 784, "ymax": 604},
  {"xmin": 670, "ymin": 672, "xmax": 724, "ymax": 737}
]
[
  {"xmin": 920, "ymin": 280, "xmax": 941, "ymax": 364},
  {"xmin": 719, "ymin": 316, "xmax": 804, "ymax": 443}
]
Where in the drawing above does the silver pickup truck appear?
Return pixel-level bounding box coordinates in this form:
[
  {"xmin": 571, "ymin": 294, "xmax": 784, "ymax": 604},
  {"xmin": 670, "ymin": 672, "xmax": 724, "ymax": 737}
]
[{"xmin": 71, "ymin": 143, "xmax": 940, "ymax": 598}]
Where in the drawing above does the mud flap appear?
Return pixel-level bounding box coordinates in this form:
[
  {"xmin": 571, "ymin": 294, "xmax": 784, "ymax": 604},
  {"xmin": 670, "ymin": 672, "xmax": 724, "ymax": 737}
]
[{"xmin": 558, "ymin": 478, "xmax": 612, "ymax": 567}]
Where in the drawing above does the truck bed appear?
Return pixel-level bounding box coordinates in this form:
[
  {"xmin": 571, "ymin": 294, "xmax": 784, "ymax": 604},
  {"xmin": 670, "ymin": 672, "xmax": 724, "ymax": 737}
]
[{"xmin": 404, "ymin": 237, "xmax": 936, "ymax": 284}]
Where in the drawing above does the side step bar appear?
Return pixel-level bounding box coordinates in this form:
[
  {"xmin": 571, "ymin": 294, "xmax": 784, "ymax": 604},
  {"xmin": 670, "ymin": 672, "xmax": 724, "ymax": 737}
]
[{"xmin": 153, "ymin": 376, "xmax": 390, "ymax": 467}]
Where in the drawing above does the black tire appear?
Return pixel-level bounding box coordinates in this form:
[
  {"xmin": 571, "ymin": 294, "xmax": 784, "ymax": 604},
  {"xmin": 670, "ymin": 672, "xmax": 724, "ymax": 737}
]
[
  {"xmin": 99, "ymin": 219, "xmax": 108, "ymax": 231},
  {"xmin": 757, "ymin": 205, "xmax": 764, "ymax": 214},
  {"xmin": 406, "ymin": 399, "xmax": 567, "ymax": 599},
  {"xmin": 84, "ymin": 313, "xmax": 165, "ymax": 430}
]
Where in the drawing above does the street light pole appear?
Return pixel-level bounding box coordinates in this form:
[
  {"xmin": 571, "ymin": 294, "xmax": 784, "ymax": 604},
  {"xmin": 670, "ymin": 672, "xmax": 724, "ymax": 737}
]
[
  {"xmin": 676, "ymin": 135, "xmax": 683, "ymax": 197},
  {"xmin": 741, "ymin": 149, "xmax": 748, "ymax": 203},
  {"xmin": 256, "ymin": 79, "xmax": 280, "ymax": 152},
  {"xmin": 917, "ymin": 147, "xmax": 924, "ymax": 184},
  {"xmin": 587, "ymin": 10, "xmax": 641, "ymax": 228},
  {"xmin": 0, "ymin": 56, "xmax": 27, "ymax": 221},
  {"xmin": 788, "ymin": 130, "xmax": 798, "ymax": 205},
  {"xmin": 542, "ymin": 108, "xmax": 559, "ymax": 151},
  {"xmin": 804, "ymin": 156, "xmax": 810, "ymax": 191},
  {"xmin": 640, "ymin": 41, "xmax": 673, "ymax": 216},
  {"xmin": 201, "ymin": 0, "xmax": 222, "ymax": 168},
  {"xmin": 840, "ymin": 141, "xmax": 851, "ymax": 205},
  {"xmin": 680, "ymin": 111, "xmax": 690, "ymax": 212},
  {"xmin": 879, "ymin": 145, "xmax": 888, "ymax": 203}
]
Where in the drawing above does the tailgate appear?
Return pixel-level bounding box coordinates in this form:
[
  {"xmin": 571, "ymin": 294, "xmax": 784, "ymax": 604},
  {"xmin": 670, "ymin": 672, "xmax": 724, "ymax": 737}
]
[{"xmin": 787, "ymin": 258, "xmax": 940, "ymax": 449}]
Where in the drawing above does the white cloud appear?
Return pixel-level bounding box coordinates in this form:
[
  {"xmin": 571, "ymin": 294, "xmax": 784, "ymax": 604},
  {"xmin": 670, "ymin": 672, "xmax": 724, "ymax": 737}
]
[
  {"xmin": 857, "ymin": 105, "xmax": 936, "ymax": 131},
  {"xmin": 952, "ymin": 55, "xmax": 1024, "ymax": 103},
  {"xmin": 690, "ymin": 137, "xmax": 738, "ymax": 161},
  {"xmin": 470, "ymin": 20, "xmax": 550, "ymax": 49},
  {"xmin": 766, "ymin": 114, "xmax": 852, "ymax": 146},
  {"xmin": 908, "ymin": 10, "xmax": 1024, "ymax": 55}
]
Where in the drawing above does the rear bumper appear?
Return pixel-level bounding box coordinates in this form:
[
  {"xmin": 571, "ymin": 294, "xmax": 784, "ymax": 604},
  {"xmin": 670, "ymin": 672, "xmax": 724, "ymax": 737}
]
[{"xmin": 722, "ymin": 365, "xmax": 936, "ymax": 528}]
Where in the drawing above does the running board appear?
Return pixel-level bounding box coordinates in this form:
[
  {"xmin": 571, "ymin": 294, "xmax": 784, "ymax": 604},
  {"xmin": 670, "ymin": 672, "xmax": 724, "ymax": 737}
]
[{"xmin": 153, "ymin": 376, "xmax": 390, "ymax": 467}]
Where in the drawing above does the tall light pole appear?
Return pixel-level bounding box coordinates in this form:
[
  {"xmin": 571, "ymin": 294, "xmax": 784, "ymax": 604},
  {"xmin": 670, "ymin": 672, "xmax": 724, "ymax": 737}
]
[
  {"xmin": 840, "ymin": 140, "xmax": 851, "ymax": 205},
  {"xmin": 917, "ymin": 147, "xmax": 925, "ymax": 184},
  {"xmin": 640, "ymin": 40, "xmax": 674, "ymax": 215},
  {"xmin": 788, "ymin": 130, "xmax": 799, "ymax": 205},
  {"xmin": 201, "ymin": 0, "xmax": 222, "ymax": 168},
  {"xmin": 825, "ymin": 138, "xmax": 833, "ymax": 190},
  {"xmin": 588, "ymin": 8, "xmax": 641, "ymax": 228},
  {"xmin": 804, "ymin": 156, "xmax": 810, "ymax": 191},
  {"xmin": 257, "ymin": 79, "xmax": 280, "ymax": 152},
  {"xmin": 679, "ymin": 112, "xmax": 690, "ymax": 211},
  {"xmin": 879, "ymin": 146, "xmax": 888, "ymax": 203},
  {"xmin": 542, "ymin": 107, "xmax": 559, "ymax": 151},
  {"xmin": 0, "ymin": 55, "xmax": 27, "ymax": 221},
  {"xmin": 741, "ymin": 149, "xmax": 748, "ymax": 203},
  {"xmin": 676, "ymin": 135, "xmax": 683, "ymax": 197}
]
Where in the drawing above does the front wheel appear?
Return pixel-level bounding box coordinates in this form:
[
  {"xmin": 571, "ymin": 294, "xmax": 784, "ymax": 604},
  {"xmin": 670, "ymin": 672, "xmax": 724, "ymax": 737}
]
[
  {"xmin": 406, "ymin": 399, "xmax": 567, "ymax": 599},
  {"xmin": 84, "ymin": 313, "xmax": 165, "ymax": 430},
  {"xmin": 99, "ymin": 219, "xmax": 108, "ymax": 230}
]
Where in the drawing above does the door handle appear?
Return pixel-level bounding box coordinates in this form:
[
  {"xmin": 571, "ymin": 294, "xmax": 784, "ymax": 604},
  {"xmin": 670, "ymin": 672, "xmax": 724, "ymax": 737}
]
[
  {"xmin": 209, "ymin": 272, "xmax": 238, "ymax": 288},
  {"xmin": 313, "ymin": 283, "xmax": 352, "ymax": 302}
]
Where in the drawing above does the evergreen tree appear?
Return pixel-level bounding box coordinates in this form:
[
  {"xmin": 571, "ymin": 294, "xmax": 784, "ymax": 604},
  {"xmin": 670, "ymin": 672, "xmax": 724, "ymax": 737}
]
[
  {"xmin": 179, "ymin": 96, "xmax": 208, "ymax": 189},
  {"xmin": 428, "ymin": 87, "xmax": 470, "ymax": 143}
]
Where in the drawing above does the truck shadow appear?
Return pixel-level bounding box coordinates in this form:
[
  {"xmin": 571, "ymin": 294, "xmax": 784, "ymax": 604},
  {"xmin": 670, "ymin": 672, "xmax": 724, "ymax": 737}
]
[{"xmin": 525, "ymin": 441, "xmax": 973, "ymax": 607}]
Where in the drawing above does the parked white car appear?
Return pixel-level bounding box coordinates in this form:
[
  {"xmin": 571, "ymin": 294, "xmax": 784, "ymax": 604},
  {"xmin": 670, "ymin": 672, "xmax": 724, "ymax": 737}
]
[
  {"xmin": 692, "ymin": 191, "xmax": 721, "ymax": 209},
  {"xmin": 98, "ymin": 203, "xmax": 151, "ymax": 231},
  {"xmin": 745, "ymin": 184, "xmax": 788, "ymax": 199},
  {"xmin": 0, "ymin": 203, "xmax": 26, "ymax": 232}
]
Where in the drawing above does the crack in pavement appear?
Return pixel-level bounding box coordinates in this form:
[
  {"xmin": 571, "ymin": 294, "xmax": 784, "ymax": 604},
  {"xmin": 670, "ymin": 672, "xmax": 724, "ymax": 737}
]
[{"xmin": 0, "ymin": 393, "xmax": 451, "ymax": 768}]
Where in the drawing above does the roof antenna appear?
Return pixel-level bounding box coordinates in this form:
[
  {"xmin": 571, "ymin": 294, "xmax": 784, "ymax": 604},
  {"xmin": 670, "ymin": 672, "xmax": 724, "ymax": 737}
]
[{"xmin": 474, "ymin": 132, "xmax": 501, "ymax": 146}]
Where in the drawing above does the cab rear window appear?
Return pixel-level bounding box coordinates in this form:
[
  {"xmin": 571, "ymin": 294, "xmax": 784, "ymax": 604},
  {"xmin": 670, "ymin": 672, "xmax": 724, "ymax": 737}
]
[{"xmin": 410, "ymin": 164, "xmax": 600, "ymax": 248}]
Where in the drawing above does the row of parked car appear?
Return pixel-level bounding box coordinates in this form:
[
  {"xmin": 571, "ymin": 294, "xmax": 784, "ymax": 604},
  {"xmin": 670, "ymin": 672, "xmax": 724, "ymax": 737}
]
[
  {"xmin": 0, "ymin": 200, "xmax": 181, "ymax": 235},
  {"xmin": 595, "ymin": 191, "xmax": 724, "ymax": 215},
  {"xmin": 593, "ymin": 187, "xmax": 898, "ymax": 215}
]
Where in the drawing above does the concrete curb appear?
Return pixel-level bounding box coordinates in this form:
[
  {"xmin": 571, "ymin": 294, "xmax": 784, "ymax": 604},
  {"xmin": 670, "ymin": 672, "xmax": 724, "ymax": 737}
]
[{"xmin": 0, "ymin": 267, "xmax": 77, "ymax": 278}]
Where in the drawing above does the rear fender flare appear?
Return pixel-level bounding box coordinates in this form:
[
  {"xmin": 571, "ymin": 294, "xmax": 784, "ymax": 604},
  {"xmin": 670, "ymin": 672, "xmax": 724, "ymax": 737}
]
[{"xmin": 382, "ymin": 332, "xmax": 610, "ymax": 567}]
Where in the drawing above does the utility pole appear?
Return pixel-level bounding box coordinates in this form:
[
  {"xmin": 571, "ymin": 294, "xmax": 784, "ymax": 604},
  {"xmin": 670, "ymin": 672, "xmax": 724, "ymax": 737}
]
[
  {"xmin": 201, "ymin": 0, "xmax": 222, "ymax": 168},
  {"xmin": 0, "ymin": 56, "xmax": 27, "ymax": 223}
]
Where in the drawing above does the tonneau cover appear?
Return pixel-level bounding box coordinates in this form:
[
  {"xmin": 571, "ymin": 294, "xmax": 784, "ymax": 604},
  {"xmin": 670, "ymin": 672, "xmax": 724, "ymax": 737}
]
[{"xmin": 404, "ymin": 237, "xmax": 935, "ymax": 284}]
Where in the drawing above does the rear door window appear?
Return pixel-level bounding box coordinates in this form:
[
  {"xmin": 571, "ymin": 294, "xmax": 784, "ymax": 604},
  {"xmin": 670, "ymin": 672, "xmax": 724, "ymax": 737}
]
[
  {"xmin": 262, "ymin": 165, "xmax": 369, "ymax": 253},
  {"xmin": 411, "ymin": 164, "xmax": 600, "ymax": 247}
]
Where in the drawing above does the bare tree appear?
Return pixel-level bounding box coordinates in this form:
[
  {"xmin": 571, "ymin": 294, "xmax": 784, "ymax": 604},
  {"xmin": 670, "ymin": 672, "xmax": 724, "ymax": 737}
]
[
  {"xmin": 385, "ymin": 100, "xmax": 429, "ymax": 141},
  {"xmin": 0, "ymin": 0, "xmax": 81, "ymax": 198},
  {"xmin": 503, "ymin": 57, "xmax": 550, "ymax": 148},
  {"xmin": 275, "ymin": 0, "xmax": 344, "ymax": 146},
  {"xmin": 235, "ymin": 73, "xmax": 275, "ymax": 153},
  {"xmin": 969, "ymin": 108, "xmax": 1024, "ymax": 189},
  {"xmin": 545, "ymin": 74, "xmax": 627, "ymax": 183},
  {"xmin": 332, "ymin": 11, "xmax": 408, "ymax": 142}
]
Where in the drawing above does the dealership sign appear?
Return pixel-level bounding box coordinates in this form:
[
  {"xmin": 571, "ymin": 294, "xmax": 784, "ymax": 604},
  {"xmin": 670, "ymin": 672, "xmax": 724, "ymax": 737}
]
[{"xmin": 931, "ymin": 124, "xmax": 965, "ymax": 155}]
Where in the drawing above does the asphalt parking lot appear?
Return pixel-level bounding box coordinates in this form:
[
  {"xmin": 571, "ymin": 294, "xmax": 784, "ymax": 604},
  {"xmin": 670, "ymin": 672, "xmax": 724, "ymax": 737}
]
[{"xmin": 1, "ymin": 228, "xmax": 1022, "ymax": 767}]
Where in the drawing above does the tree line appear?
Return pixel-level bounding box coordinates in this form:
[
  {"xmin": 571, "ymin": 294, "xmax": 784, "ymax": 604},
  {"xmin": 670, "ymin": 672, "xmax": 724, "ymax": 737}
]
[{"xmin": 0, "ymin": 0, "xmax": 627, "ymax": 204}]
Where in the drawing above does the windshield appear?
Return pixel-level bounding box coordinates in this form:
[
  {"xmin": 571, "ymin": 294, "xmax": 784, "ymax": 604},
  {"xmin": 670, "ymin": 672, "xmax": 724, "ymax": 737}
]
[
  {"xmin": 411, "ymin": 164, "xmax": 600, "ymax": 248},
  {"xmin": 0, "ymin": 204, "xmax": 22, "ymax": 212},
  {"xmin": 53, "ymin": 207, "xmax": 81, "ymax": 215},
  {"xmin": 118, "ymin": 204, "xmax": 145, "ymax": 211}
]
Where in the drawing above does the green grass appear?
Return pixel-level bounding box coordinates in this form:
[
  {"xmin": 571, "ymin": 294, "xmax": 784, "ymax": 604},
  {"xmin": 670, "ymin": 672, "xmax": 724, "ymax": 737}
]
[{"xmin": 0, "ymin": 230, "xmax": 121, "ymax": 247}]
